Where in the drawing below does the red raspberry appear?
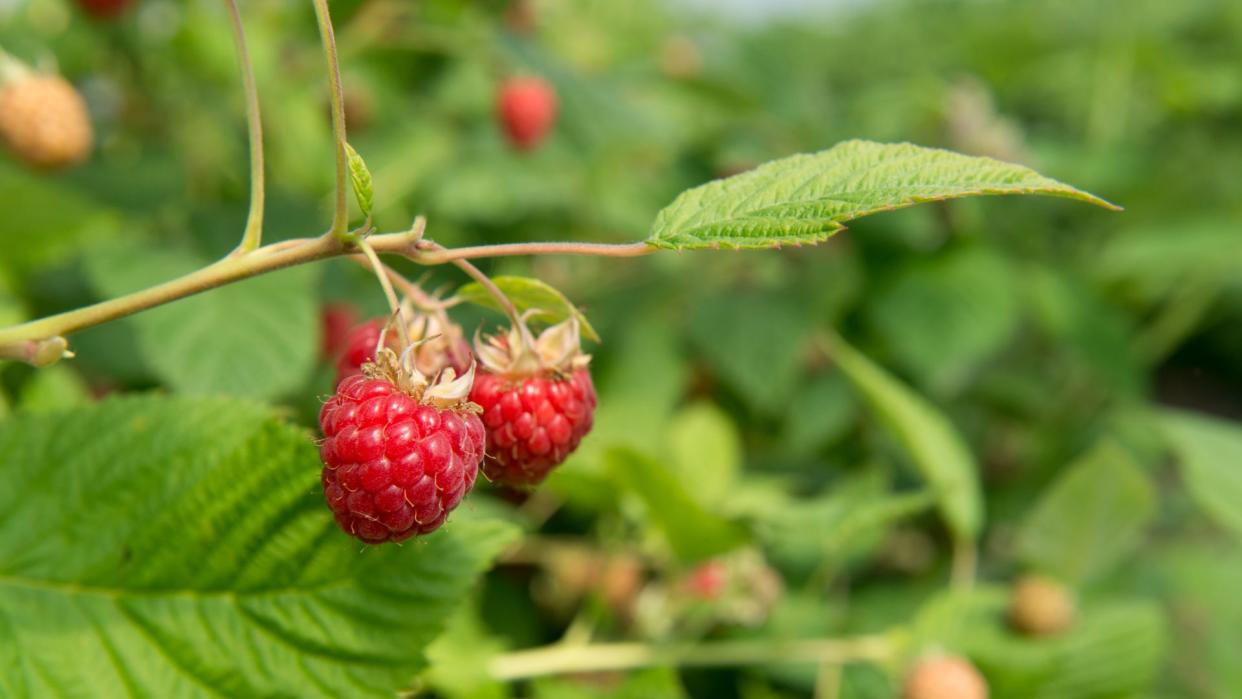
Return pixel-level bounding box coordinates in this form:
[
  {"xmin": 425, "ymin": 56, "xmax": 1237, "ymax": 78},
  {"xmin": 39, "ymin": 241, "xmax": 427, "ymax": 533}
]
[
  {"xmin": 686, "ymin": 560, "xmax": 729, "ymax": 600},
  {"xmin": 319, "ymin": 373, "xmax": 485, "ymax": 543},
  {"xmin": 470, "ymin": 367, "xmax": 596, "ymax": 486},
  {"xmin": 320, "ymin": 302, "xmax": 359, "ymax": 362},
  {"xmin": 496, "ymin": 76, "xmax": 557, "ymax": 151},
  {"xmin": 336, "ymin": 316, "xmax": 471, "ymax": 386},
  {"xmin": 76, "ymin": 0, "xmax": 133, "ymax": 19}
]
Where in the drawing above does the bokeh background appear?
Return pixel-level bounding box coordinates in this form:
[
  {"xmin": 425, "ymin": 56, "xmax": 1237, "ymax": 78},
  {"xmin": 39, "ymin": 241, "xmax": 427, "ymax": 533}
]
[{"xmin": 2, "ymin": 0, "xmax": 1241, "ymax": 697}]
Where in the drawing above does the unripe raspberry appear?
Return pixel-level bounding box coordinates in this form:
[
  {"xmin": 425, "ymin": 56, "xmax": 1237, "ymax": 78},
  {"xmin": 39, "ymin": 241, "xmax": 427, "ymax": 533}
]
[
  {"xmin": 0, "ymin": 74, "xmax": 93, "ymax": 170},
  {"xmin": 686, "ymin": 560, "xmax": 729, "ymax": 600},
  {"xmin": 1009, "ymin": 574, "xmax": 1075, "ymax": 637},
  {"xmin": 902, "ymin": 655, "xmax": 988, "ymax": 699},
  {"xmin": 496, "ymin": 76, "xmax": 557, "ymax": 151},
  {"xmin": 319, "ymin": 357, "xmax": 484, "ymax": 543},
  {"xmin": 76, "ymin": 0, "xmax": 133, "ymax": 19},
  {"xmin": 336, "ymin": 314, "xmax": 471, "ymax": 386}
]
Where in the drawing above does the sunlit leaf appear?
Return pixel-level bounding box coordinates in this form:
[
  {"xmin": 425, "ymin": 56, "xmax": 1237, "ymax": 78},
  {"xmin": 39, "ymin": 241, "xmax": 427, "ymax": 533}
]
[{"xmin": 455, "ymin": 275, "xmax": 600, "ymax": 342}]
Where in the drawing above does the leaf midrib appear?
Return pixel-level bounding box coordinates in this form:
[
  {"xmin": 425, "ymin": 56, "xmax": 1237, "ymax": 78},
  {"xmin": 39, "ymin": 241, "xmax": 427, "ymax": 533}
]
[{"xmin": 0, "ymin": 570, "xmax": 354, "ymax": 600}]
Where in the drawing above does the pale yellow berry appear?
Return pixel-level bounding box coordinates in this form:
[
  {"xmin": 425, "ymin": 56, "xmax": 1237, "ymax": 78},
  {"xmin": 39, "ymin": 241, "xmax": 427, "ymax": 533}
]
[
  {"xmin": 1009, "ymin": 574, "xmax": 1075, "ymax": 637},
  {"xmin": 0, "ymin": 75, "xmax": 94, "ymax": 170}
]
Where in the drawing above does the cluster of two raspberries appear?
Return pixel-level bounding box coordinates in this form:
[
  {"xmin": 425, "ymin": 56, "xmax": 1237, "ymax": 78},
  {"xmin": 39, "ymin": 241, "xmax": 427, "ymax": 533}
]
[{"xmin": 318, "ymin": 312, "xmax": 596, "ymax": 543}]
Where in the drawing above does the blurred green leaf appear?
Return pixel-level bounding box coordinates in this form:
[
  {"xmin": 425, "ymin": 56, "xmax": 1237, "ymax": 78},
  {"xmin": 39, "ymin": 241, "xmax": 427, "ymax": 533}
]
[
  {"xmin": 0, "ymin": 396, "xmax": 517, "ymax": 698},
  {"xmin": 666, "ymin": 401, "xmax": 741, "ymax": 506},
  {"xmin": 1031, "ymin": 603, "xmax": 1166, "ymax": 699},
  {"xmin": 17, "ymin": 365, "xmax": 91, "ymax": 413},
  {"xmin": 532, "ymin": 668, "xmax": 687, "ymax": 699},
  {"xmin": 606, "ymin": 446, "xmax": 748, "ymax": 562},
  {"xmin": 421, "ymin": 602, "xmax": 507, "ymax": 699},
  {"xmin": 687, "ymin": 291, "xmax": 808, "ymax": 416},
  {"xmin": 783, "ymin": 372, "xmax": 857, "ymax": 455},
  {"xmin": 827, "ymin": 334, "xmax": 983, "ymax": 540},
  {"xmin": 869, "ymin": 247, "xmax": 1019, "ymax": 392},
  {"xmin": 87, "ymin": 246, "xmax": 318, "ymax": 399},
  {"xmin": 1161, "ymin": 409, "xmax": 1242, "ymax": 542},
  {"xmin": 647, "ymin": 140, "xmax": 1118, "ymax": 250},
  {"xmin": 1016, "ymin": 442, "xmax": 1156, "ymax": 584},
  {"xmin": 344, "ymin": 142, "xmax": 375, "ymax": 219},
  {"xmin": 456, "ymin": 275, "xmax": 600, "ymax": 341}
]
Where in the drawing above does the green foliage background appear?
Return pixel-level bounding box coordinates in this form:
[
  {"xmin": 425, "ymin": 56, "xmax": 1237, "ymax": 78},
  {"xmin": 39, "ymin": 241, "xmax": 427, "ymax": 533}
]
[{"xmin": 2, "ymin": 0, "xmax": 1242, "ymax": 697}]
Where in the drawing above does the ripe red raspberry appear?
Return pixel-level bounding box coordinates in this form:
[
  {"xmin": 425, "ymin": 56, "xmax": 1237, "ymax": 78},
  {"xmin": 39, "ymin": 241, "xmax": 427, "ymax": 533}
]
[
  {"xmin": 496, "ymin": 76, "xmax": 557, "ymax": 151},
  {"xmin": 471, "ymin": 318, "xmax": 595, "ymax": 486},
  {"xmin": 336, "ymin": 314, "xmax": 471, "ymax": 385},
  {"xmin": 471, "ymin": 367, "xmax": 596, "ymax": 485},
  {"xmin": 320, "ymin": 302, "xmax": 359, "ymax": 362},
  {"xmin": 76, "ymin": 0, "xmax": 133, "ymax": 19},
  {"xmin": 902, "ymin": 655, "xmax": 988, "ymax": 699},
  {"xmin": 319, "ymin": 371, "xmax": 485, "ymax": 543}
]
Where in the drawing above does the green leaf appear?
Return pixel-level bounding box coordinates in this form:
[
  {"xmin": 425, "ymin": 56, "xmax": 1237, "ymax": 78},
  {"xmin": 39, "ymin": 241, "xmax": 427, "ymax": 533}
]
[
  {"xmin": 826, "ymin": 334, "xmax": 983, "ymax": 540},
  {"xmin": 1031, "ymin": 603, "xmax": 1166, "ymax": 699},
  {"xmin": 783, "ymin": 373, "xmax": 857, "ymax": 455},
  {"xmin": 16, "ymin": 365, "xmax": 91, "ymax": 413},
  {"xmin": 532, "ymin": 669, "xmax": 687, "ymax": 699},
  {"xmin": 606, "ymin": 446, "xmax": 748, "ymax": 562},
  {"xmin": 647, "ymin": 140, "xmax": 1118, "ymax": 250},
  {"xmin": 868, "ymin": 247, "xmax": 1019, "ymax": 392},
  {"xmin": 344, "ymin": 142, "xmax": 374, "ymax": 218},
  {"xmin": 0, "ymin": 396, "xmax": 517, "ymax": 698},
  {"xmin": 687, "ymin": 291, "xmax": 809, "ymax": 416},
  {"xmin": 1015, "ymin": 442, "xmax": 1156, "ymax": 584},
  {"xmin": 455, "ymin": 275, "xmax": 600, "ymax": 342},
  {"xmin": 1160, "ymin": 409, "xmax": 1242, "ymax": 541},
  {"xmin": 666, "ymin": 401, "xmax": 742, "ymax": 506},
  {"xmin": 87, "ymin": 246, "xmax": 318, "ymax": 399}
]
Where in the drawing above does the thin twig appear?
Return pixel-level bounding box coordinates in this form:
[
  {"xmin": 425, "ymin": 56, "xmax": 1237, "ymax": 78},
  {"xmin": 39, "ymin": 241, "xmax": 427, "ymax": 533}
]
[
  {"xmin": 414, "ymin": 241, "xmax": 654, "ymax": 264},
  {"xmin": 312, "ymin": 0, "xmax": 350, "ymax": 238},
  {"xmin": 224, "ymin": 0, "xmax": 265, "ymax": 254},
  {"xmin": 487, "ymin": 635, "xmax": 894, "ymax": 681},
  {"xmin": 356, "ymin": 239, "xmax": 401, "ymax": 316}
]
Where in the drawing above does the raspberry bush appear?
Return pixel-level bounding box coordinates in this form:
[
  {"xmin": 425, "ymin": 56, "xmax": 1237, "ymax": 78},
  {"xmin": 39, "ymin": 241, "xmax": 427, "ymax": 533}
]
[{"xmin": 2, "ymin": 2, "xmax": 1240, "ymax": 698}]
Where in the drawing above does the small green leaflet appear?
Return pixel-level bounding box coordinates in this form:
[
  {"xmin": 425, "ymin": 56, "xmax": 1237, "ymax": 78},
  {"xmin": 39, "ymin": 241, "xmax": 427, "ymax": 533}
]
[
  {"xmin": 647, "ymin": 140, "xmax": 1119, "ymax": 250},
  {"xmin": 455, "ymin": 275, "xmax": 600, "ymax": 342},
  {"xmin": 344, "ymin": 142, "xmax": 374, "ymax": 218}
]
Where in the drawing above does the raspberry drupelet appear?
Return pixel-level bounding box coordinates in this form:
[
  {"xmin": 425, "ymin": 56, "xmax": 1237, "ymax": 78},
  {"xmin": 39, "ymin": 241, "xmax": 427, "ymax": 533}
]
[
  {"xmin": 470, "ymin": 318, "xmax": 596, "ymax": 487},
  {"xmin": 319, "ymin": 345, "xmax": 484, "ymax": 543}
]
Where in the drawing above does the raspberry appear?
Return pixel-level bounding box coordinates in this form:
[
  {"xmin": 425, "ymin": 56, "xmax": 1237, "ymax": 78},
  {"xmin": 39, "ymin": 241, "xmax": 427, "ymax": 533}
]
[
  {"xmin": 471, "ymin": 367, "xmax": 596, "ymax": 486},
  {"xmin": 319, "ymin": 372, "xmax": 485, "ymax": 543},
  {"xmin": 1009, "ymin": 574, "xmax": 1075, "ymax": 637},
  {"xmin": 76, "ymin": 0, "xmax": 133, "ymax": 19},
  {"xmin": 320, "ymin": 302, "xmax": 359, "ymax": 362},
  {"xmin": 0, "ymin": 73, "xmax": 93, "ymax": 170},
  {"xmin": 496, "ymin": 76, "xmax": 557, "ymax": 151},
  {"xmin": 686, "ymin": 560, "xmax": 729, "ymax": 600},
  {"xmin": 335, "ymin": 314, "xmax": 471, "ymax": 386},
  {"xmin": 902, "ymin": 655, "xmax": 988, "ymax": 699}
]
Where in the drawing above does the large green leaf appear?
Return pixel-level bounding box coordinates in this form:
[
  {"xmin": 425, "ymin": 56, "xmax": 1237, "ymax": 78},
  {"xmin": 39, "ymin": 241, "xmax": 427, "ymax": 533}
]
[
  {"xmin": 647, "ymin": 140, "xmax": 1118, "ymax": 250},
  {"xmin": 1015, "ymin": 442, "xmax": 1155, "ymax": 584},
  {"xmin": 455, "ymin": 275, "xmax": 600, "ymax": 342},
  {"xmin": 87, "ymin": 246, "xmax": 318, "ymax": 399},
  {"xmin": 0, "ymin": 396, "xmax": 517, "ymax": 698},
  {"xmin": 666, "ymin": 401, "xmax": 742, "ymax": 506},
  {"xmin": 826, "ymin": 334, "xmax": 983, "ymax": 541},
  {"xmin": 1161, "ymin": 409, "xmax": 1242, "ymax": 542}
]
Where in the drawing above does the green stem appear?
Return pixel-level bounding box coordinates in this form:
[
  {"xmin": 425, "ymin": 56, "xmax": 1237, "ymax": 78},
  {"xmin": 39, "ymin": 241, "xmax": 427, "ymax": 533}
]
[
  {"xmin": 487, "ymin": 635, "xmax": 894, "ymax": 681},
  {"xmin": 312, "ymin": 0, "xmax": 350, "ymax": 239},
  {"xmin": 225, "ymin": 0, "xmax": 266, "ymax": 253},
  {"xmin": 415, "ymin": 241, "xmax": 654, "ymax": 264}
]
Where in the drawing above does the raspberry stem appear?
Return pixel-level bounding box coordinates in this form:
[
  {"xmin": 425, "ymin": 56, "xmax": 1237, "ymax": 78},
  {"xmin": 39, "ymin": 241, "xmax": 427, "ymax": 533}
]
[
  {"xmin": 224, "ymin": 0, "xmax": 265, "ymax": 255},
  {"xmin": 312, "ymin": 0, "xmax": 350, "ymax": 240},
  {"xmin": 486, "ymin": 635, "xmax": 895, "ymax": 681}
]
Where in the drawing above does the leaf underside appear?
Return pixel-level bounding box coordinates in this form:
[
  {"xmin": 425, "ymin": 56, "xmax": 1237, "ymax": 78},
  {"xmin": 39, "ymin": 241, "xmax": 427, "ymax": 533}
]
[{"xmin": 647, "ymin": 140, "xmax": 1119, "ymax": 251}]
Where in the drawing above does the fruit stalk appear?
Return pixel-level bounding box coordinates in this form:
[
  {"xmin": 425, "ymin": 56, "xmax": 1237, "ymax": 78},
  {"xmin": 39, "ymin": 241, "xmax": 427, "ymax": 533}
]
[
  {"xmin": 486, "ymin": 635, "xmax": 894, "ymax": 681},
  {"xmin": 225, "ymin": 0, "xmax": 266, "ymax": 254},
  {"xmin": 312, "ymin": 0, "xmax": 350, "ymax": 239}
]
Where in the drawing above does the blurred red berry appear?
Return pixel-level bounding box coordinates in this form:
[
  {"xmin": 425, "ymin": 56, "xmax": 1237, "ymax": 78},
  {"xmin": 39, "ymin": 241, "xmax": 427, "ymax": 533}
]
[
  {"xmin": 686, "ymin": 560, "xmax": 729, "ymax": 600},
  {"xmin": 335, "ymin": 315, "xmax": 471, "ymax": 386},
  {"xmin": 497, "ymin": 76, "xmax": 557, "ymax": 151},
  {"xmin": 76, "ymin": 0, "xmax": 133, "ymax": 20},
  {"xmin": 320, "ymin": 303, "xmax": 359, "ymax": 362}
]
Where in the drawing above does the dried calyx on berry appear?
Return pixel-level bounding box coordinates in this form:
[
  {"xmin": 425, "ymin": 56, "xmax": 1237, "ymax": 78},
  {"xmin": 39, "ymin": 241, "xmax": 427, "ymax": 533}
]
[
  {"xmin": 336, "ymin": 307, "xmax": 471, "ymax": 385},
  {"xmin": 318, "ymin": 334, "xmax": 485, "ymax": 544},
  {"xmin": 0, "ymin": 56, "xmax": 93, "ymax": 170},
  {"xmin": 470, "ymin": 317, "xmax": 597, "ymax": 487}
]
